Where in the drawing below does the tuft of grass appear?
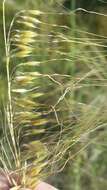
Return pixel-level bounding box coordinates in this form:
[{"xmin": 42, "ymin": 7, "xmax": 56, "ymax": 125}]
[{"xmin": 1, "ymin": 0, "xmax": 107, "ymax": 189}]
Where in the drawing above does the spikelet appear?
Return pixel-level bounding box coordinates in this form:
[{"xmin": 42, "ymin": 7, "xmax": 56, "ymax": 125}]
[{"xmin": 1, "ymin": 1, "xmax": 107, "ymax": 189}]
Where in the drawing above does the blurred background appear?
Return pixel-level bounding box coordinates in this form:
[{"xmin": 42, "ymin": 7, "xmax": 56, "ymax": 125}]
[{"xmin": 0, "ymin": 0, "xmax": 107, "ymax": 189}]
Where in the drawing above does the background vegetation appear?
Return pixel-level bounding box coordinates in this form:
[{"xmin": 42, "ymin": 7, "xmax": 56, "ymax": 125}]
[{"xmin": 0, "ymin": 0, "xmax": 107, "ymax": 189}]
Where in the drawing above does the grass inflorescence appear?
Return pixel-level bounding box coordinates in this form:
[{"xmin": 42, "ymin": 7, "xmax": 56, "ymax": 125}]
[{"xmin": 1, "ymin": 0, "xmax": 107, "ymax": 189}]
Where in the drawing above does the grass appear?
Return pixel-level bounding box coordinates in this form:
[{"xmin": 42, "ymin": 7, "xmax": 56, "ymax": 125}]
[{"xmin": 0, "ymin": 0, "xmax": 107, "ymax": 189}]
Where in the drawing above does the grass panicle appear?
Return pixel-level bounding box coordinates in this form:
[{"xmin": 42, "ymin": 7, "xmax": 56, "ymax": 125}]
[{"xmin": 1, "ymin": 0, "xmax": 107, "ymax": 189}]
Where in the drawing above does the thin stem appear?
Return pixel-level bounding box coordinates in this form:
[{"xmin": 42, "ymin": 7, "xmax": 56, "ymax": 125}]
[
  {"xmin": 2, "ymin": 0, "xmax": 19, "ymax": 168},
  {"xmin": 3, "ymin": 0, "xmax": 7, "ymax": 57}
]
